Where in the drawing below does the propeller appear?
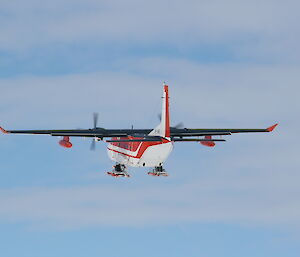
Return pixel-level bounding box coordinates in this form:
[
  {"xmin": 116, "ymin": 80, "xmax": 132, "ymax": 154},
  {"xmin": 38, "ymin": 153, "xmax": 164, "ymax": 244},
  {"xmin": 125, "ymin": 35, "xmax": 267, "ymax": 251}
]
[
  {"xmin": 90, "ymin": 112, "xmax": 99, "ymax": 151},
  {"xmin": 93, "ymin": 112, "xmax": 99, "ymax": 129},
  {"xmin": 90, "ymin": 138, "xmax": 96, "ymax": 151},
  {"xmin": 158, "ymin": 113, "xmax": 184, "ymax": 129},
  {"xmin": 158, "ymin": 114, "xmax": 162, "ymax": 121},
  {"xmin": 173, "ymin": 122, "xmax": 184, "ymax": 129}
]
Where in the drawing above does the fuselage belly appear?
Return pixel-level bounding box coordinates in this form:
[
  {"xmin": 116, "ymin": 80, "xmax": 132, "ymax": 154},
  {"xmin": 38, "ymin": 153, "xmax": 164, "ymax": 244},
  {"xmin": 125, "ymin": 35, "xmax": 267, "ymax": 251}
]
[{"xmin": 107, "ymin": 139, "xmax": 173, "ymax": 167}]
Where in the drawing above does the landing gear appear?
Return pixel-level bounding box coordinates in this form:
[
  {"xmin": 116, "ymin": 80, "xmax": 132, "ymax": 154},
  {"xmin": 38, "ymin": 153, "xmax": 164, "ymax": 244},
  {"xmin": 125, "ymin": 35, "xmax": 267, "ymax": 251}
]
[
  {"xmin": 148, "ymin": 166, "xmax": 168, "ymax": 177},
  {"xmin": 107, "ymin": 164, "xmax": 130, "ymax": 178}
]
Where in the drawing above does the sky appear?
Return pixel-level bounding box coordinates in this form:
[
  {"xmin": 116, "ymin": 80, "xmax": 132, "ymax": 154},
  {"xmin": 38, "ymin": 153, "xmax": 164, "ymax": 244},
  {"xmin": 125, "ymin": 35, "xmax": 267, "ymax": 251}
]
[{"xmin": 0, "ymin": 0, "xmax": 299, "ymax": 256}]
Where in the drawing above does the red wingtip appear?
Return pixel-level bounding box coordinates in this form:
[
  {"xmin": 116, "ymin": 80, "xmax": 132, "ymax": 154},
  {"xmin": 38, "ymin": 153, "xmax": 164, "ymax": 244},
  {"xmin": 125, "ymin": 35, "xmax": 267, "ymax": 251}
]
[
  {"xmin": 267, "ymin": 123, "xmax": 278, "ymax": 132},
  {"xmin": 0, "ymin": 127, "xmax": 9, "ymax": 134}
]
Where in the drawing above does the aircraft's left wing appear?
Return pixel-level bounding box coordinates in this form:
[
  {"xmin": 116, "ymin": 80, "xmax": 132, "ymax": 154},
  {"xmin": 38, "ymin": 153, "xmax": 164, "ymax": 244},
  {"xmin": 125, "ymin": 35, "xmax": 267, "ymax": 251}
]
[
  {"xmin": 1, "ymin": 127, "xmax": 101, "ymax": 136},
  {"xmin": 0, "ymin": 127, "xmax": 152, "ymax": 138}
]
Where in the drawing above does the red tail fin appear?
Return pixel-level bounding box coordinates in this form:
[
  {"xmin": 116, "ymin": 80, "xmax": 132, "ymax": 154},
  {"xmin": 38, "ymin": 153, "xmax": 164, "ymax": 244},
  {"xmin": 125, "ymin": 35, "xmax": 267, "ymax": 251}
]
[
  {"xmin": 164, "ymin": 84, "xmax": 170, "ymax": 138},
  {"xmin": 149, "ymin": 83, "xmax": 171, "ymax": 138}
]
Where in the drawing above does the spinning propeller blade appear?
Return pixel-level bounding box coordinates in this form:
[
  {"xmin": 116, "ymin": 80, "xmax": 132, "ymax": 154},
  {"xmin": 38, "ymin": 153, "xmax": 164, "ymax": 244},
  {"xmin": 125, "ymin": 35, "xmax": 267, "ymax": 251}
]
[
  {"xmin": 90, "ymin": 113, "xmax": 99, "ymax": 151},
  {"xmin": 158, "ymin": 113, "xmax": 184, "ymax": 129},
  {"xmin": 93, "ymin": 112, "xmax": 99, "ymax": 129},
  {"xmin": 90, "ymin": 138, "xmax": 96, "ymax": 151},
  {"xmin": 158, "ymin": 114, "xmax": 162, "ymax": 121},
  {"xmin": 173, "ymin": 122, "xmax": 184, "ymax": 129}
]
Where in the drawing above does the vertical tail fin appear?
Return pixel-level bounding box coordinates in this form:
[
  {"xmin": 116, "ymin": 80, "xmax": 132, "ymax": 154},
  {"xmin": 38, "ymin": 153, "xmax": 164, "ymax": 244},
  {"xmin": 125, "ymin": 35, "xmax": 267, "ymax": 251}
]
[{"xmin": 149, "ymin": 83, "xmax": 170, "ymax": 138}]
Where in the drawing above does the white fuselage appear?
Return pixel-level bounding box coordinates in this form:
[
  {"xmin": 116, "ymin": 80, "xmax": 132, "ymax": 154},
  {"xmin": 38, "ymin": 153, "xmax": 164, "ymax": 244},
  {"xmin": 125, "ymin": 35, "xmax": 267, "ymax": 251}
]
[
  {"xmin": 107, "ymin": 140, "xmax": 173, "ymax": 167},
  {"xmin": 107, "ymin": 84, "xmax": 173, "ymax": 168}
]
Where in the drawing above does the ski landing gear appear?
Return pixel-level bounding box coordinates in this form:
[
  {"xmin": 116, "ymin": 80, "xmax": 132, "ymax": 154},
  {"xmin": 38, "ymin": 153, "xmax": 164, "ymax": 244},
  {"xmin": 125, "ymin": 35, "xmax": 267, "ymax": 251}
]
[
  {"xmin": 148, "ymin": 166, "xmax": 168, "ymax": 177},
  {"xmin": 107, "ymin": 164, "xmax": 130, "ymax": 178}
]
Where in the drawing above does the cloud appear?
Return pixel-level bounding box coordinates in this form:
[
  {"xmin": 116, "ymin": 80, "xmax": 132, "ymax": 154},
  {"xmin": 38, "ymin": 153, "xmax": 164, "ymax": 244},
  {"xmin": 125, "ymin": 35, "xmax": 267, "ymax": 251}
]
[
  {"xmin": 0, "ymin": 57, "xmax": 297, "ymax": 127},
  {"xmin": 0, "ymin": 55, "xmax": 298, "ymax": 230},
  {"xmin": 0, "ymin": 72, "xmax": 162, "ymax": 128},
  {"xmin": 0, "ymin": 0, "xmax": 299, "ymax": 63},
  {"xmin": 0, "ymin": 161, "xmax": 299, "ymax": 230}
]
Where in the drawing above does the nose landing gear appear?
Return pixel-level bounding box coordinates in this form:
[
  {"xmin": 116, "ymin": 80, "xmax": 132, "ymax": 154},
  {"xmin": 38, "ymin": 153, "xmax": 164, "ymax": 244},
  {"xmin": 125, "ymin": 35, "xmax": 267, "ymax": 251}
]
[
  {"xmin": 148, "ymin": 166, "xmax": 168, "ymax": 177},
  {"xmin": 107, "ymin": 164, "xmax": 130, "ymax": 178}
]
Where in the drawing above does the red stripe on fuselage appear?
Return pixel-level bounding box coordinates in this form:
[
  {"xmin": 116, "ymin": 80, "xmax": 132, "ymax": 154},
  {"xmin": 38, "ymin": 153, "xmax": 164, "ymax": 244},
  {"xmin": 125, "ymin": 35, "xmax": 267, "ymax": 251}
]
[
  {"xmin": 108, "ymin": 137, "xmax": 171, "ymax": 159},
  {"xmin": 110, "ymin": 136, "xmax": 144, "ymax": 152}
]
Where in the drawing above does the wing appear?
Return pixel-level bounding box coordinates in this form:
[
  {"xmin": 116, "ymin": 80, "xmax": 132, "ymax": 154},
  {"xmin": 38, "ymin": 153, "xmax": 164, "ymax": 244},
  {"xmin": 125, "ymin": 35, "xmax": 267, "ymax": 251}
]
[
  {"xmin": 0, "ymin": 127, "xmax": 153, "ymax": 138},
  {"xmin": 0, "ymin": 124, "xmax": 278, "ymax": 138},
  {"xmin": 170, "ymin": 124, "xmax": 278, "ymax": 138}
]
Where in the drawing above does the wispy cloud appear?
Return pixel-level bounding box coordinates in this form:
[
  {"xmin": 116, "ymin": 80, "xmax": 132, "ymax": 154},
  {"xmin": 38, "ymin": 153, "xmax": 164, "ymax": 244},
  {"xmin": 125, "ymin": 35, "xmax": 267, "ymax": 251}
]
[
  {"xmin": 0, "ymin": 161, "xmax": 299, "ymax": 230},
  {"xmin": 0, "ymin": 0, "xmax": 299, "ymax": 233},
  {"xmin": 0, "ymin": 57, "xmax": 297, "ymax": 127},
  {"xmin": 0, "ymin": 0, "xmax": 299, "ymax": 63}
]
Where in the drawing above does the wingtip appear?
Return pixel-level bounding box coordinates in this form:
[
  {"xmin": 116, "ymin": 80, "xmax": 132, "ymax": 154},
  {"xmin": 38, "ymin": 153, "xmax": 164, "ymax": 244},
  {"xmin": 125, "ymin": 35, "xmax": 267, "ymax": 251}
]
[
  {"xmin": 267, "ymin": 123, "xmax": 278, "ymax": 132},
  {"xmin": 0, "ymin": 127, "xmax": 9, "ymax": 134}
]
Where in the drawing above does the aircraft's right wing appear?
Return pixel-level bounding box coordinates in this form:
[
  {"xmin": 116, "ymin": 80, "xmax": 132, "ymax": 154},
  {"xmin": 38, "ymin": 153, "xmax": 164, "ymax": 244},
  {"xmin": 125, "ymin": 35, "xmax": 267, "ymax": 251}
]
[{"xmin": 170, "ymin": 124, "xmax": 278, "ymax": 138}]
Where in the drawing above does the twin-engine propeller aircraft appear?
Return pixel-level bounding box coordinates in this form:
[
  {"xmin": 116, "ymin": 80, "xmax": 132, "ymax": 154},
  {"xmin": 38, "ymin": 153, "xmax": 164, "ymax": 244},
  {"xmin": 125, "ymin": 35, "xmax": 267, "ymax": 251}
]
[{"xmin": 0, "ymin": 83, "xmax": 277, "ymax": 177}]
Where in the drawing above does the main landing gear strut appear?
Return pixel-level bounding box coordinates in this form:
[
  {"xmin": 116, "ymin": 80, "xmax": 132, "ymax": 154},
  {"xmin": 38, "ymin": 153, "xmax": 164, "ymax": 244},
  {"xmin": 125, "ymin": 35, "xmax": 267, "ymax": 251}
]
[
  {"xmin": 148, "ymin": 165, "xmax": 168, "ymax": 177},
  {"xmin": 107, "ymin": 164, "xmax": 168, "ymax": 177},
  {"xmin": 107, "ymin": 164, "xmax": 130, "ymax": 178}
]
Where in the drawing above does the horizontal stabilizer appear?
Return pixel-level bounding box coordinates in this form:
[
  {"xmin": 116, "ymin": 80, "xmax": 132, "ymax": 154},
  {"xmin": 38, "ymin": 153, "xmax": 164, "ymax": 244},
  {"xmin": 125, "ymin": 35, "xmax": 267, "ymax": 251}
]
[
  {"xmin": 106, "ymin": 138, "xmax": 162, "ymax": 143},
  {"xmin": 171, "ymin": 132, "xmax": 231, "ymax": 137},
  {"xmin": 173, "ymin": 138, "xmax": 226, "ymax": 142}
]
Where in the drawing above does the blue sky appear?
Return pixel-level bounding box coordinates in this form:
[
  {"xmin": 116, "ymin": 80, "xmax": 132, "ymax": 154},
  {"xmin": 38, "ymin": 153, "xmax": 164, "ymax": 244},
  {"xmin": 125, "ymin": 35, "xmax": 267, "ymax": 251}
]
[{"xmin": 0, "ymin": 0, "xmax": 299, "ymax": 256}]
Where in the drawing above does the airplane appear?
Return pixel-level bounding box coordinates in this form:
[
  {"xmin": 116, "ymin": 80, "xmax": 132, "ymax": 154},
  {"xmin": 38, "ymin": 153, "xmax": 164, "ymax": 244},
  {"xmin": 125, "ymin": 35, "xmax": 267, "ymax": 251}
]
[{"xmin": 0, "ymin": 83, "xmax": 278, "ymax": 177}]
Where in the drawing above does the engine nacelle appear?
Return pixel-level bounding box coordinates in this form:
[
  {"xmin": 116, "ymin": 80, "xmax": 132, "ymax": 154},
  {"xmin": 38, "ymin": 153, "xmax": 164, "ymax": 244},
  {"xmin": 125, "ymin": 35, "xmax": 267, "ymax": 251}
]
[
  {"xmin": 200, "ymin": 136, "xmax": 215, "ymax": 147},
  {"xmin": 59, "ymin": 136, "xmax": 73, "ymax": 148}
]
